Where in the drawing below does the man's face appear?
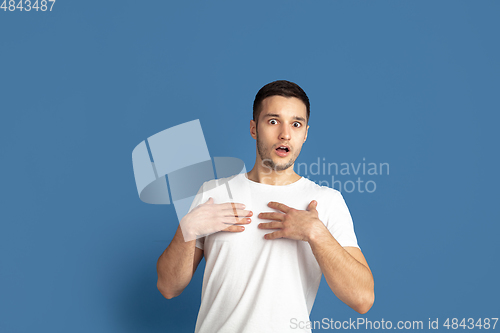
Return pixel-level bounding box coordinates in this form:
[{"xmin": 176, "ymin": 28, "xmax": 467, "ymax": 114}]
[{"xmin": 250, "ymin": 96, "xmax": 309, "ymax": 171}]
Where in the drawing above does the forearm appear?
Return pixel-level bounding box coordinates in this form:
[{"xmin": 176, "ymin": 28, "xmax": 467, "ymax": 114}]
[
  {"xmin": 156, "ymin": 225, "xmax": 198, "ymax": 299},
  {"xmin": 308, "ymin": 225, "xmax": 374, "ymax": 314}
]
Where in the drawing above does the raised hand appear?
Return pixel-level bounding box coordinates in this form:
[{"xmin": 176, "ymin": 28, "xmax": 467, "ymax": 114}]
[
  {"xmin": 180, "ymin": 197, "xmax": 252, "ymax": 242},
  {"xmin": 258, "ymin": 200, "xmax": 324, "ymax": 242}
]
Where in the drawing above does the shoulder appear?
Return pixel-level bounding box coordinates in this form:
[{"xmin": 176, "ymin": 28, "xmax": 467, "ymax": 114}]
[
  {"xmin": 198, "ymin": 173, "xmax": 244, "ymax": 203},
  {"xmin": 300, "ymin": 177, "xmax": 342, "ymax": 200},
  {"xmin": 202, "ymin": 173, "xmax": 242, "ymax": 190}
]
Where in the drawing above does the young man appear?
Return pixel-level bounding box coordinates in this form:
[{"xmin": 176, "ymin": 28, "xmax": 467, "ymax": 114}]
[{"xmin": 156, "ymin": 80, "xmax": 374, "ymax": 333}]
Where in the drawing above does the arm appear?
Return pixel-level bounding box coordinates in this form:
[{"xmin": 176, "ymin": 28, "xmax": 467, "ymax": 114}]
[
  {"xmin": 308, "ymin": 225, "xmax": 374, "ymax": 314},
  {"xmin": 156, "ymin": 225, "xmax": 204, "ymax": 299},
  {"xmin": 157, "ymin": 199, "xmax": 252, "ymax": 299},
  {"xmin": 258, "ymin": 200, "xmax": 374, "ymax": 314}
]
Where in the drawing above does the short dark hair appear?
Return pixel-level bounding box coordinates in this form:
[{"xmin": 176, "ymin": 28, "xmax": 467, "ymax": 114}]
[{"xmin": 253, "ymin": 80, "xmax": 310, "ymax": 124}]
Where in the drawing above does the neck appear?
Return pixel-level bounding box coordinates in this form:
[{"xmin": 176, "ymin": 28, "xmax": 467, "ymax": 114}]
[{"xmin": 246, "ymin": 158, "xmax": 302, "ymax": 186}]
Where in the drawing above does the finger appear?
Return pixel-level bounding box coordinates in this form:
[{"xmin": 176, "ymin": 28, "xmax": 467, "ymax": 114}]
[
  {"xmin": 267, "ymin": 201, "xmax": 291, "ymax": 213},
  {"xmin": 307, "ymin": 200, "xmax": 318, "ymax": 211},
  {"xmin": 222, "ymin": 217, "xmax": 252, "ymax": 225},
  {"xmin": 258, "ymin": 212, "xmax": 285, "ymax": 221},
  {"xmin": 264, "ymin": 231, "xmax": 283, "ymax": 240},
  {"xmin": 222, "ymin": 225, "xmax": 246, "ymax": 232},
  {"xmin": 220, "ymin": 202, "xmax": 247, "ymax": 210},
  {"xmin": 258, "ymin": 222, "xmax": 283, "ymax": 229},
  {"xmin": 205, "ymin": 197, "xmax": 214, "ymax": 204},
  {"xmin": 223, "ymin": 209, "xmax": 253, "ymax": 217},
  {"xmin": 218, "ymin": 202, "xmax": 246, "ymax": 210}
]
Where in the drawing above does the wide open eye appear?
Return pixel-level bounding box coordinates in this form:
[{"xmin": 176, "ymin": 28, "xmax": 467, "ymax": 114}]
[
  {"xmin": 269, "ymin": 119, "xmax": 278, "ymax": 125},
  {"xmin": 293, "ymin": 122, "xmax": 302, "ymax": 128}
]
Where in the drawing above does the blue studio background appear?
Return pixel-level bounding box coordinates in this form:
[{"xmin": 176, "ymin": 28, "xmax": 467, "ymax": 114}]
[{"xmin": 1, "ymin": 1, "xmax": 499, "ymax": 332}]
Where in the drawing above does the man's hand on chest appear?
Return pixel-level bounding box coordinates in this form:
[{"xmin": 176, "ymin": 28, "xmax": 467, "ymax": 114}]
[{"xmin": 257, "ymin": 200, "xmax": 328, "ymax": 242}]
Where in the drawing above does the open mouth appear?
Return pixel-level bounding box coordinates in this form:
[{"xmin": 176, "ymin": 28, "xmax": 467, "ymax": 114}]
[{"xmin": 275, "ymin": 145, "xmax": 290, "ymax": 156}]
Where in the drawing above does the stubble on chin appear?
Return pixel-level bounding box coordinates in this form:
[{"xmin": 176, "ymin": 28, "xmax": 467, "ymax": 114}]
[{"xmin": 256, "ymin": 134, "xmax": 297, "ymax": 172}]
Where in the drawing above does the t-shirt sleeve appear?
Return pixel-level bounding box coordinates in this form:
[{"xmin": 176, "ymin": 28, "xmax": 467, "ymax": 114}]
[
  {"xmin": 186, "ymin": 183, "xmax": 206, "ymax": 250},
  {"xmin": 195, "ymin": 234, "xmax": 205, "ymax": 250},
  {"xmin": 324, "ymin": 190, "xmax": 359, "ymax": 249}
]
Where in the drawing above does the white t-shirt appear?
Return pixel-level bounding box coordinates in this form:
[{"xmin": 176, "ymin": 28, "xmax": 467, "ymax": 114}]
[{"xmin": 189, "ymin": 173, "xmax": 359, "ymax": 333}]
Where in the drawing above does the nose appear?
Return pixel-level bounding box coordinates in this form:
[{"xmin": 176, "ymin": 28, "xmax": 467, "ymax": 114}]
[{"xmin": 279, "ymin": 124, "xmax": 291, "ymax": 141}]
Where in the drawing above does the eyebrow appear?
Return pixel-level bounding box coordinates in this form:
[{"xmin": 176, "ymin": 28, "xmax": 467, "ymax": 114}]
[{"xmin": 262, "ymin": 113, "xmax": 306, "ymax": 123}]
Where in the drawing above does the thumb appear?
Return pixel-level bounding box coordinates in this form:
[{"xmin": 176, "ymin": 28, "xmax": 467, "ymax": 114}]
[{"xmin": 307, "ymin": 200, "xmax": 317, "ymax": 211}]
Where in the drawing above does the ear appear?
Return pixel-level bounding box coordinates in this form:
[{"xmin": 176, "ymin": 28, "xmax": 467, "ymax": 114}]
[
  {"xmin": 250, "ymin": 119, "xmax": 257, "ymax": 140},
  {"xmin": 303, "ymin": 124, "xmax": 309, "ymax": 143}
]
